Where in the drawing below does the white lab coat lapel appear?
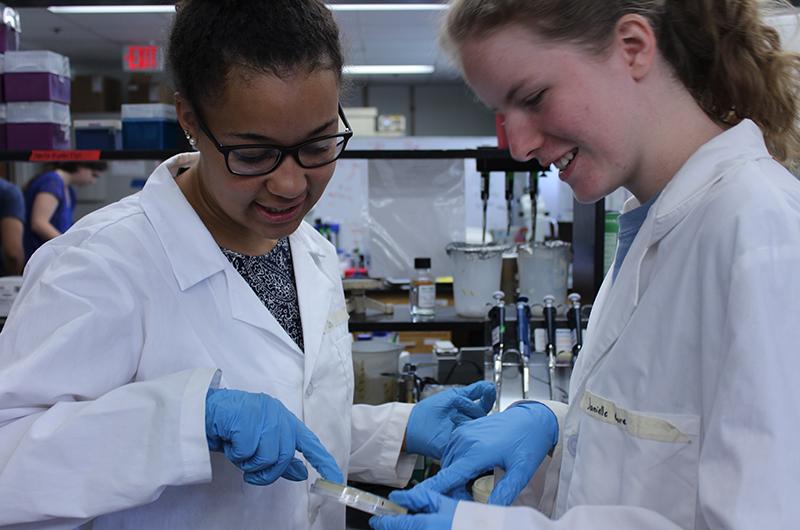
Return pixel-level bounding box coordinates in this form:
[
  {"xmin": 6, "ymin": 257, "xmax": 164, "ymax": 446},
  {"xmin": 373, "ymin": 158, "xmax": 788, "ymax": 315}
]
[
  {"xmin": 290, "ymin": 227, "xmax": 335, "ymax": 389},
  {"xmin": 140, "ymin": 152, "xmax": 303, "ymax": 356},
  {"xmin": 223, "ymin": 267, "xmax": 304, "ymax": 356},
  {"xmin": 571, "ymin": 120, "xmax": 772, "ymax": 395},
  {"xmin": 570, "ymin": 204, "xmax": 649, "ymax": 394}
]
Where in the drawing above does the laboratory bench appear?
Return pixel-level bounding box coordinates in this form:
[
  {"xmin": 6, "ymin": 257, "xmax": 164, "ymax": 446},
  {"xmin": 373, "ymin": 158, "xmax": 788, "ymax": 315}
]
[
  {"xmin": 349, "ymin": 303, "xmax": 484, "ymax": 333},
  {"xmin": 349, "ymin": 303, "xmax": 585, "ymax": 345}
]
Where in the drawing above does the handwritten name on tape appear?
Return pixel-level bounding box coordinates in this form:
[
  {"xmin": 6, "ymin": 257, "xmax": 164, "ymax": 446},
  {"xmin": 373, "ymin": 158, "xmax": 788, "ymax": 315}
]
[{"xmin": 580, "ymin": 391, "xmax": 693, "ymax": 444}]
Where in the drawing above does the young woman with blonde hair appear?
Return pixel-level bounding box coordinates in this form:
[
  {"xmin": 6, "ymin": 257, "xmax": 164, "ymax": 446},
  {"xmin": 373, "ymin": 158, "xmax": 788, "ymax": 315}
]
[{"xmin": 373, "ymin": 1, "xmax": 800, "ymax": 529}]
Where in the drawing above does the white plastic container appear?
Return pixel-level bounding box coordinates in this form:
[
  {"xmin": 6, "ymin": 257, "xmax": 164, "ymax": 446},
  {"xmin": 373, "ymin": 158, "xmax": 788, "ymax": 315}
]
[
  {"xmin": 517, "ymin": 241, "xmax": 572, "ymax": 306},
  {"xmin": 351, "ymin": 340, "xmax": 404, "ymax": 405},
  {"xmin": 446, "ymin": 242, "xmax": 510, "ymax": 318},
  {"xmin": 472, "ymin": 475, "xmax": 495, "ymax": 504}
]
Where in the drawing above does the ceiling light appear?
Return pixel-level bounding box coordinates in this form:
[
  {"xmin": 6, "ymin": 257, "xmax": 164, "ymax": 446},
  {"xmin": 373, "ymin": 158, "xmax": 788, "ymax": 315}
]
[
  {"xmin": 329, "ymin": 4, "xmax": 448, "ymax": 11},
  {"xmin": 344, "ymin": 65, "xmax": 435, "ymax": 75},
  {"xmin": 47, "ymin": 3, "xmax": 447, "ymax": 15},
  {"xmin": 48, "ymin": 5, "xmax": 174, "ymax": 14}
]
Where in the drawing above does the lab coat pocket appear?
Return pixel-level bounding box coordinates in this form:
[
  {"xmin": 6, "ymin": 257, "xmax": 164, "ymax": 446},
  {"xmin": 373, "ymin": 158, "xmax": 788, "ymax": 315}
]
[{"xmin": 569, "ymin": 390, "xmax": 700, "ymax": 529}]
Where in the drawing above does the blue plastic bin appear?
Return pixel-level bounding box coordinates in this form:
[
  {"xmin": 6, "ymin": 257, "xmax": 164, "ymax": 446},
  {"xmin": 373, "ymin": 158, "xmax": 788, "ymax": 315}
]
[
  {"xmin": 75, "ymin": 120, "xmax": 122, "ymax": 150},
  {"xmin": 122, "ymin": 119, "xmax": 179, "ymax": 150}
]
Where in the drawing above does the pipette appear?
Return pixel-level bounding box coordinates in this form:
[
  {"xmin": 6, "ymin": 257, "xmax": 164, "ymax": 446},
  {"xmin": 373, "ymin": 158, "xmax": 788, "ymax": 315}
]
[
  {"xmin": 566, "ymin": 293, "xmax": 583, "ymax": 361},
  {"xmin": 543, "ymin": 294, "xmax": 557, "ymax": 400},
  {"xmin": 481, "ymin": 171, "xmax": 490, "ymax": 244},
  {"xmin": 505, "ymin": 171, "xmax": 514, "ymax": 238},
  {"xmin": 529, "ymin": 171, "xmax": 539, "ymax": 242},
  {"xmin": 516, "ymin": 295, "xmax": 531, "ymax": 399},
  {"xmin": 489, "ymin": 290, "xmax": 506, "ymax": 411}
]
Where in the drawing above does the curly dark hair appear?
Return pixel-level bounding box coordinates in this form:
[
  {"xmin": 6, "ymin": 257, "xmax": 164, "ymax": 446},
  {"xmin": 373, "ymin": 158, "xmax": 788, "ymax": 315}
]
[{"xmin": 168, "ymin": 0, "xmax": 344, "ymax": 111}]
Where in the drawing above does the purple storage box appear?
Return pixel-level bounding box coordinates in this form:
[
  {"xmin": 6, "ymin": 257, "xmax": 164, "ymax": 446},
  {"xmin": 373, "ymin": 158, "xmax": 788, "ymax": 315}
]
[
  {"xmin": 0, "ymin": 54, "xmax": 4, "ymax": 102},
  {"xmin": 0, "ymin": 104, "xmax": 6, "ymax": 149},
  {"xmin": 6, "ymin": 101, "xmax": 71, "ymax": 150},
  {"xmin": 7, "ymin": 123, "xmax": 69, "ymax": 150},
  {"xmin": 0, "ymin": 8, "xmax": 21, "ymax": 54},
  {"xmin": 4, "ymin": 51, "xmax": 71, "ymax": 104},
  {"xmin": 5, "ymin": 73, "xmax": 70, "ymax": 103}
]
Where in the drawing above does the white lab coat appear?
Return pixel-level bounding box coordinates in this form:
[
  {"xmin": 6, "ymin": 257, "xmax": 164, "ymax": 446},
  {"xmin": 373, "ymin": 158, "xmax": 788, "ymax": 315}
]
[
  {"xmin": 0, "ymin": 152, "xmax": 415, "ymax": 530},
  {"xmin": 454, "ymin": 120, "xmax": 800, "ymax": 529}
]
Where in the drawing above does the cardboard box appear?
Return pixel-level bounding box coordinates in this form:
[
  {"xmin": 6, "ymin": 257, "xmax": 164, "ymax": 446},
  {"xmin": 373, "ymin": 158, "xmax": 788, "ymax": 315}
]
[
  {"xmin": 126, "ymin": 74, "xmax": 174, "ymax": 104},
  {"xmin": 72, "ymin": 75, "xmax": 121, "ymax": 113},
  {"xmin": 343, "ymin": 106, "xmax": 377, "ymax": 135}
]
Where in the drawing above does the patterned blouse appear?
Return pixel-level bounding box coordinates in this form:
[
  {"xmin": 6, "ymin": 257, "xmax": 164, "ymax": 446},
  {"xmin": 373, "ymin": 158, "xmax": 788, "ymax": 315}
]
[{"xmin": 221, "ymin": 238, "xmax": 304, "ymax": 352}]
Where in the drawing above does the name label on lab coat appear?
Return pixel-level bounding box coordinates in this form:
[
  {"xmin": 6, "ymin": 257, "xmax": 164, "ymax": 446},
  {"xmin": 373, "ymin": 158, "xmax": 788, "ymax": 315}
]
[
  {"xmin": 580, "ymin": 391, "xmax": 692, "ymax": 444},
  {"xmin": 326, "ymin": 307, "xmax": 350, "ymax": 330}
]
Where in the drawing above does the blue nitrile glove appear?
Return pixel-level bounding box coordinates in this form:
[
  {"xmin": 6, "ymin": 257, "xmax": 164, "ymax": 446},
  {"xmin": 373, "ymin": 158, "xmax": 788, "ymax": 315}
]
[
  {"xmin": 408, "ymin": 402, "xmax": 558, "ymax": 505},
  {"xmin": 405, "ymin": 381, "xmax": 495, "ymax": 459},
  {"xmin": 369, "ymin": 488, "xmax": 458, "ymax": 530},
  {"xmin": 205, "ymin": 388, "xmax": 344, "ymax": 486}
]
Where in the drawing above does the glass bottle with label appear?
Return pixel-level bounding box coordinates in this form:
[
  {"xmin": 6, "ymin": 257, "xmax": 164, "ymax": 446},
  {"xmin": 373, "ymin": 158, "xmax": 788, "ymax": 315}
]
[{"xmin": 410, "ymin": 257, "xmax": 435, "ymax": 316}]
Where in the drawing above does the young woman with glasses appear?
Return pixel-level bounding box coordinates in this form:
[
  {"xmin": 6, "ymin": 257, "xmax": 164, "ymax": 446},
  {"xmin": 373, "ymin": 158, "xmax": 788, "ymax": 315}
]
[{"xmin": 0, "ymin": 1, "xmax": 495, "ymax": 528}]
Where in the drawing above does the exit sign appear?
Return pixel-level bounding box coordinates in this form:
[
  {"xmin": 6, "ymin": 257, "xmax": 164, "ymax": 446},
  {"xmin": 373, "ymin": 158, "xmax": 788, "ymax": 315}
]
[{"xmin": 122, "ymin": 45, "xmax": 164, "ymax": 72}]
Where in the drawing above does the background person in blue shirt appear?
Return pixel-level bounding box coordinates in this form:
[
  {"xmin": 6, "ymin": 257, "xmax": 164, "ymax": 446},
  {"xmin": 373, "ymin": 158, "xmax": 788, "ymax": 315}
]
[
  {"xmin": 0, "ymin": 178, "xmax": 25, "ymax": 276},
  {"xmin": 23, "ymin": 161, "xmax": 106, "ymax": 260}
]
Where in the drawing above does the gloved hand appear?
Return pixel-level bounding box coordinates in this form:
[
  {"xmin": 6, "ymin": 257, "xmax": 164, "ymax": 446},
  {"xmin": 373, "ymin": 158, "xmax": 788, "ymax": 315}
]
[
  {"xmin": 408, "ymin": 402, "xmax": 558, "ymax": 505},
  {"xmin": 369, "ymin": 487, "xmax": 458, "ymax": 530},
  {"xmin": 205, "ymin": 388, "xmax": 344, "ymax": 486},
  {"xmin": 405, "ymin": 381, "xmax": 495, "ymax": 459}
]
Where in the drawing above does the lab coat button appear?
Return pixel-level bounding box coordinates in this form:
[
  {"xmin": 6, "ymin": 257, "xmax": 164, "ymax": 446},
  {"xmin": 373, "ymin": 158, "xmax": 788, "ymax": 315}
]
[
  {"xmin": 305, "ymin": 383, "xmax": 314, "ymax": 397},
  {"xmin": 567, "ymin": 434, "xmax": 578, "ymax": 456}
]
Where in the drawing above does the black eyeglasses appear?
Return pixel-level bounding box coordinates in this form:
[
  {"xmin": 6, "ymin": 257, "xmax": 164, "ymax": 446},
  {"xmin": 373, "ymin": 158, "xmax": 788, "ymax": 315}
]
[{"xmin": 195, "ymin": 104, "xmax": 354, "ymax": 177}]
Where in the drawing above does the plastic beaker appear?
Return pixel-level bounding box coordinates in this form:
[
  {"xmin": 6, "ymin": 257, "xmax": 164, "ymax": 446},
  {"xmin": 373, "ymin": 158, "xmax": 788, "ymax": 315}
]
[
  {"xmin": 351, "ymin": 340, "xmax": 404, "ymax": 405},
  {"xmin": 446, "ymin": 242, "xmax": 510, "ymax": 318},
  {"xmin": 517, "ymin": 241, "xmax": 572, "ymax": 305}
]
